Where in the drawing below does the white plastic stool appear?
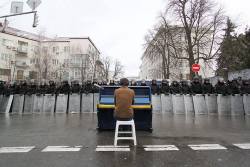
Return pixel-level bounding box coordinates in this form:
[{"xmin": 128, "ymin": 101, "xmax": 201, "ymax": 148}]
[{"xmin": 114, "ymin": 119, "xmax": 137, "ymax": 146}]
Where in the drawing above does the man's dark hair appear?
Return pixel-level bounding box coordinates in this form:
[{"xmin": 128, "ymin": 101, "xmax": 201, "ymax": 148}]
[{"xmin": 120, "ymin": 78, "xmax": 129, "ymax": 86}]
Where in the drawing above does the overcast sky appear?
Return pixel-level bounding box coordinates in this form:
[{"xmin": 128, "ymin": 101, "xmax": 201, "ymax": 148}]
[{"xmin": 1, "ymin": 0, "xmax": 250, "ymax": 77}]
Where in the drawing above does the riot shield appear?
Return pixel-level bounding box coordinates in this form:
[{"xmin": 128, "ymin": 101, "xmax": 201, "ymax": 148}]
[
  {"xmin": 160, "ymin": 94, "xmax": 173, "ymax": 113},
  {"xmin": 193, "ymin": 94, "xmax": 208, "ymax": 115},
  {"xmin": 0, "ymin": 95, "xmax": 13, "ymax": 113},
  {"xmin": 184, "ymin": 94, "xmax": 194, "ymax": 114},
  {"xmin": 152, "ymin": 95, "xmax": 161, "ymax": 112},
  {"xmin": 230, "ymin": 94, "xmax": 244, "ymax": 116},
  {"xmin": 243, "ymin": 95, "xmax": 250, "ymax": 115},
  {"xmin": 205, "ymin": 94, "xmax": 217, "ymax": 114},
  {"xmin": 217, "ymin": 95, "xmax": 231, "ymax": 115},
  {"xmin": 43, "ymin": 94, "xmax": 56, "ymax": 113},
  {"xmin": 23, "ymin": 95, "xmax": 35, "ymax": 113},
  {"xmin": 55, "ymin": 94, "xmax": 68, "ymax": 113},
  {"xmin": 172, "ymin": 94, "xmax": 185, "ymax": 114},
  {"xmin": 68, "ymin": 93, "xmax": 81, "ymax": 113},
  {"xmin": 93, "ymin": 93, "xmax": 99, "ymax": 113},
  {"xmin": 12, "ymin": 94, "xmax": 24, "ymax": 114},
  {"xmin": 33, "ymin": 95, "xmax": 44, "ymax": 113},
  {"xmin": 81, "ymin": 93, "xmax": 93, "ymax": 112}
]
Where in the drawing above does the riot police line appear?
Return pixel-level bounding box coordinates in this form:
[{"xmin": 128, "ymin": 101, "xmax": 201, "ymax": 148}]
[
  {"xmin": 149, "ymin": 77, "xmax": 250, "ymax": 115},
  {"xmin": 0, "ymin": 80, "xmax": 100, "ymax": 113},
  {"xmin": 0, "ymin": 77, "xmax": 250, "ymax": 115}
]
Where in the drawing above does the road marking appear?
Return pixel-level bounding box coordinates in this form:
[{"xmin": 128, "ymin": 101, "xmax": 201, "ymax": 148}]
[
  {"xmin": 42, "ymin": 146, "xmax": 82, "ymax": 152},
  {"xmin": 188, "ymin": 144, "xmax": 227, "ymax": 150},
  {"xmin": 144, "ymin": 145, "xmax": 179, "ymax": 151},
  {"xmin": 96, "ymin": 145, "xmax": 130, "ymax": 152},
  {"xmin": 0, "ymin": 146, "xmax": 35, "ymax": 153},
  {"xmin": 97, "ymin": 145, "xmax": 129, "ymax": 148},
  {"xmin": 233, "ymin": 143, "xmax": 250, "ymax": 149}
]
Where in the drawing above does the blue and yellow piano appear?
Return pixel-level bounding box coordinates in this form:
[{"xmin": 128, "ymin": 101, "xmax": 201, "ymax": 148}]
[{"xmin": 97, "ymin": 86, "xmax": 152, "ymax": 131}]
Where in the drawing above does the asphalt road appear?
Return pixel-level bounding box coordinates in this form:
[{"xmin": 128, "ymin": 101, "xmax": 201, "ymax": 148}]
[{"xmin": 0, "ymin": 113, "xmax": 250, "ymax": 167}]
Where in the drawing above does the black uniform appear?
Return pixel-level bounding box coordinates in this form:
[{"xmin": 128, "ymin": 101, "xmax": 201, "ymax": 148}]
[
  {"xmin": 215, "ymin": 80, "xmax": 227, "ymax": 95},
  {"xmin": 227, "ymin": 79, "xmax": 240, "ymax": 95},
  {"xmin": 82, "ymin": 81, "xmax": 93, "ymax": 94},
  {"xmin": 140, "ymin": 80, "xmax": 147, "ymax": 86},
  {"xmin": 71, "ymin": 81, "xmax": 81, "ymax": 94},
  {"xmin": 202, "ymin": 79, "xmax": 214, "ymax": 94},
  {"xmin": 170, "ymin": 81, "xmax": 181, "ymax": 94},
  {"xmin": 46, "ymin": 81, "xmax": 56, "ymax": 94},
  {"xmin": 160, "ymin": 80, "xmax": 170, "ymax": 95},
  {"xmin": 0, "ymin": 81, "xmax": 5, "ymax": 95},
  {"xmin": 57, "ymin": 81, "xmax": 70, "ymax": 94},
  {"xmin": 151, "ymin": 80, "xmax": 160, "ymax": 95},
  {"xmin": 180, "ymin": 80, "xmax": 191, "ymax": 94},
  {"xmin": 241, "ymin": 80, "xmax": 250, "ymax": 94},
  {"xmin": 191, "ymin": 77, "xmax": 202, "ymax": 94}
]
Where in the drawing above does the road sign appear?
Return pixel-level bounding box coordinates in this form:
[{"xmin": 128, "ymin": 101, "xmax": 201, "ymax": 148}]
[
  {"xmin": 192, "ymin": 64, "xmax": 200, "ymax": 73},
  {"xmin": 11, "ymin": 1, "xmax": 24, "ymax": 14},
  {"xmin": 26, "ymin": 0, "xmax": 41, "ymax": 10}
]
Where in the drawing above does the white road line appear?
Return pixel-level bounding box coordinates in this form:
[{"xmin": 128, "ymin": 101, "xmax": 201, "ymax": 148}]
[
  {"xmin": 143, "ymin": 145, "xmax": 179, "ymax": 151},
  {"xmin": 97, "ymin": 145, "xmax": 129, "ymax": 148},
  {"xmin": 0, "ymin": 146, "xmax": 35, "ymax": 153},
  {"xmin": 188, "ymin": 144, "xmax": 227, "ymax": 150},
  {"xmin": 42, "ymin": 146, "xmax": 82, "ymax": 152},
  {"xmin": 233, "ymin": 143, "xmax": 250, "ymax": 149},
  {"xmin": 96, "ymin": 147, "xmax": 130, "ymax": 152}
]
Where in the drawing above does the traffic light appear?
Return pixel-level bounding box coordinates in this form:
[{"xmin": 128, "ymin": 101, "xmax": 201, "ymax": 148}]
[{"xmin": 33, "ymin": 12, "xmax": 38, "ymax": 27}]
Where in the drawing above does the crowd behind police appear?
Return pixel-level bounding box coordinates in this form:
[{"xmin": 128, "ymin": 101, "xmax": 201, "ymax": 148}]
[{"xmin": 0, "ymin": 77, "xmax": 250, "ymax": 96}]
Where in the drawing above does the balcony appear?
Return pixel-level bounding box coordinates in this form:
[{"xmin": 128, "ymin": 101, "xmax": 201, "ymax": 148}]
[
  {"xmin": 17, "ymin": 45, "xmax": 28, "ymax": 54},
  {"xmin": 15, "ymin": 61, "xmax": 29, "ymax": 68}
]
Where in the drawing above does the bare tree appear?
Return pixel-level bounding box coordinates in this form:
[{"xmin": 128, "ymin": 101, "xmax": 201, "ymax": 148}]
[
  {"xmin": 33, "ymin": 30, "xmax": 53, "ymax": 83},
  {"xmin": 112, "ymin": 60, "xmax": 124, "ymax": 80},
  {"xmin": 167, "ymin": 0, "xmax": 225, "ymax": 78},
  {"xmin": 144, "ymin": 15, "xmax": 180, "ymax": 79},
  {"xmin": 102, "ymin": 56, "xmax": 112, "ymax": 81}
]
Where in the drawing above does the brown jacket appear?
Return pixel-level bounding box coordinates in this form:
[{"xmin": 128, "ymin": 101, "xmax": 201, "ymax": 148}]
[{"xmin": 114, "ymin": 87, "xmax": 135, "ymax": 118}]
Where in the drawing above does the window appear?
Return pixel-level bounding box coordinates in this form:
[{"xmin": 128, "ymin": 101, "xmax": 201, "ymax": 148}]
[
  {"xmin": 0, "ymin": 68, "xmax": 11, "ymax": 76},
  {"xmin": 64, "ymin": 46, "xmax": 70, "ymax": 53}
]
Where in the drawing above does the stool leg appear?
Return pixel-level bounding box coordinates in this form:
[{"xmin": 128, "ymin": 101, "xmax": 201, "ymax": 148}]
[
  {"xmin": 114, "ymin": 122, "xmax": 119, "ymax": 146},
  {"xmin": 132, "ymin": 123, "xmax": 137, "ymax": 146}
]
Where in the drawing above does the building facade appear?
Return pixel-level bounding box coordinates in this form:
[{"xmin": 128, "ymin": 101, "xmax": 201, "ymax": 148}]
[
  {"xmin": 139, "ymin": 26, "xmax": 215, "ymax": 81},
  {"xmin": 0, "ymin": 25, "xmax": 103, "ymax": 83}
]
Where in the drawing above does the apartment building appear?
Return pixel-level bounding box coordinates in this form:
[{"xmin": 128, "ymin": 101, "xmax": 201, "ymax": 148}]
[
  {"xmin": 139, "ymin": 26, "xmax": 214, "ymax": 81},
  {"xmin": 0, "ymin": 25, "xmax": 103, "ymax": 82}
]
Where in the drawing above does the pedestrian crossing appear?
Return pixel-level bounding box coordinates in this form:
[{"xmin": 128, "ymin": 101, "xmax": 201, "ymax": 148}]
[{"xmin": 0, "ymin": 143, "xmax": 250, "ymax": 153}]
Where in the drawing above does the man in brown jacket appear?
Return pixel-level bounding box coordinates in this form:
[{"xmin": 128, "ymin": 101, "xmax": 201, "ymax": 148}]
[{"xmin": 114, "ymin": 78, "xmax": 135, "ymax": 121}]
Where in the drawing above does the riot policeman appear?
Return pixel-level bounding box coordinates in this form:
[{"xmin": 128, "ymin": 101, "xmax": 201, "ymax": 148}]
[
  {"xmin": 140, "ymin": 79, "xmax": 147, "ymax": 86},
  {"xmin": 46, "ymin": 81, "xmax": 56, "ymax": 95},
  {"xmin": 202, "ymin": 78, "xmax": 214, "ymax": 95},
  {"xmin": 191, "ymin": 77, "xmax": 202, "ymax": 94},
  {"xmin": 102, "ymin": 81, "xmax": 108, "ymax": 85},
  {"xmin": 19, "ymin": 81, "xmax": 27, "ymax": 95},
  {"xmin": 109, "ymin": 80, "xmax": 115, "ymax": 86},
  {"xmin": 70, "ymin": 80, "xmax": 81, "ymax": 94},
  {"xmin": 92, "ymin": 80, "xmax": 99, "ymax": 93},
  {"xmin": 241, "ymin": 80, "xmax": 250, "ymax": 95},
  {"xmin": 180, "ymin": 80, "xmax": 191, "ymax": 95},
  {"xmin": 131, "ymin": 80, "xmax": 137, "ymax": 86},
  {"xmin": 27, "ymin": 81, "xmax": 37, "ymax": 95},
  {"xmin": 160, "ymin": 79, "xmax": 170, "ymax": 95},
  {"xmin": 227, "ymin": 79, "xmax": 240, "ymax": 95},
  {"xmin": 0, "ymin": 80, "xmax": 4, "ymax": 95},
  {"xmin": 57, "ymin": 80, "xmax": 70, "ymax": 94},
  {"xmin": 170, "ymin": 81, "xmax": 181, "ymax": 94},
  {"xmin": 215, "ymin": 78, "xmax": 227, "ymax": 95},
  {"xmin": 82, "ymin": 80, "xmax": 93, "ymax": 94},
  {"xmin": 151, "ymin": 79, "xmax": 160, "ymax": 95}
]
